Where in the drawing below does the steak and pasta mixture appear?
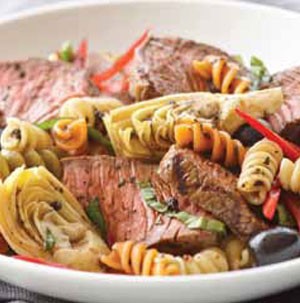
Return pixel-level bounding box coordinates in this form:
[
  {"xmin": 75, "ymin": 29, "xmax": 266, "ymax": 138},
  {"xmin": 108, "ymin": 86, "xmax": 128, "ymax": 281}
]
[{"xmin": 0, "ymin": 31, "xmax": 300, "ymax": 275}]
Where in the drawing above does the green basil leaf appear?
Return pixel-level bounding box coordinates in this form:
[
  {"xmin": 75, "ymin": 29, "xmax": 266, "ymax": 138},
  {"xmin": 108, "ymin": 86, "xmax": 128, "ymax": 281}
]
[
  {"xmin": 250, "ymin": 56, "xmax": 272, "ymax": 90},
  {"xmin": 44, "ymin": 229, "xmax": 56, "ymax": 251},
  {"xmin": 36, "ymin": 118, "xmax": 63, "ymax": 131},
  {"xmin": 59, "ymin": 41, "xmax": 74, "ymax": 62},
  {"xmin": 86, "ymin": 198, "xmax": 107, "ymax": 239},
  {"xmin": 87, "ymin": 127, "xmax": 115, "ymax": 155}
]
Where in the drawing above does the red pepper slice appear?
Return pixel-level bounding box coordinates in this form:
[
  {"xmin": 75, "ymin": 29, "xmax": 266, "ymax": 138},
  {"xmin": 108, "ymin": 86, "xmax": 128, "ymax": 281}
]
[
  {"xmin": 235, "ymin": 108, "xmax": 300, "ymax": 161},
  {"xmin": 91, "ymin": 29, "xmax": 150, "ymax": 86},
  {"xmin": 283, "ymin": 192, "xmax": 300, "ymax": 232},
  {"xmin": 76, "ymin": 39, "xmax": 88, "ymax": 67},
  {"xmin": 283, "ymin": 192, "xmax": 300, "ymax": 231},
  {"xmin": 13, "ymin": 255, "xmax": 67, "ymax": 269},
  {"xmin": 263, "ymin": 185, "xmax": 281, "ymax": 221}
]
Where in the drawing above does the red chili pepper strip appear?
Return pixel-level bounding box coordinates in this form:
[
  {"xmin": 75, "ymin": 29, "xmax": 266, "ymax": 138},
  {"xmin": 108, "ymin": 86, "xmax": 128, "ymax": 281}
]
[
  {"xmin": 283, "ymin": 192, "xmax": 300, "ymax": 231},
  {"xmin": 13, "ymin": 255, "xmax": 67, "ymax": 269},
  {"xmin": 91, "ymin": 29, "xmax": 150, "ymax": 85},
  {"xmin": 235, "ymin": 108, "xmax": 300, "ymax": 161},
  {"xmin": 263, "ymin": 186, "xmax": 281, "ymax": 221},
  {"xmin": 76, "ymin": 39, "xmax": 88, "ymax": 65}
]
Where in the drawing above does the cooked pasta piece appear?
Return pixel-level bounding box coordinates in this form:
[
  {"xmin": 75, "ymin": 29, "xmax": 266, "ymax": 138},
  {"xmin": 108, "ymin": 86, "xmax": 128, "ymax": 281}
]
[
  {"xmin": 0, "ymin": 148, "xmax": 62, "ymax": 179},
  {"xmin": 1, "ymin": 118, "xmax": 53, "ymax": 152},
  {"xmin": 223, "ymin": 236, "xmax": 253, "ymax": 270},
  {"xmin": 175, "ymin": 122, "xmax": 246, "ymax": 167},
  {"xmin": 193, "ymin": 56, "xmax": 251, "ymax": 94},
  {"xmin": 52, "ymin": 118, "xmax": 88, "ymax": 155},
  {"xmin": 59, "ymin": 96, "xmax": 122, "ymax": 127},
  {"xmin": 238, "ymin": 139, "xmax": 283, "ymax": 205},
  {"xmin": 0, "ymin": 167, "xmax": 109, "ymax": 271},
  {"xmin": 104, "ymin": 89, "xmax": 282, "ymax": 160},
  {"xmin": 279, "ymin": 158, "xmax": 300, "ymax": 194},
  {"xmin": 100, "ymin": 241, "xmax": 229, "ymax": 276}
]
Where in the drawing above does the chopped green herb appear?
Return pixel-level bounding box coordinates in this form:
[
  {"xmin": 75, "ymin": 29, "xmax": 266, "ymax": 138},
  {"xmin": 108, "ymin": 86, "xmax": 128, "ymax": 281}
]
[
  {"xmin": 36, "ymin": 118, "xmax": 64, "ymax": 131},
  {"xmin": 59, "ymin": 41, "xmax": 74, "ymax": 62},
  {"xmin": 233, "ymin": 54, "xmax": 244, "ymax": 65},
  {"xmin": 86, "ymin": 198, "xmax": 106, "ymax": 239},
  {"xmin": 138, "ymin": 181, "xmax": 226, "ymax": 234},
  {"xmin": 44, "ymin": 229, "xmax": 56, "ymax": 251},
  {"xmin": 277, "ymin": 203, "xmax": 296, "ymax": 228},
  {"xmin": 250, "ymin": 56, "xmax": 272, "ymax": 90},
  {"xmin": 87, "ymin": 127, "xmax": 115, "ymax": 155}
]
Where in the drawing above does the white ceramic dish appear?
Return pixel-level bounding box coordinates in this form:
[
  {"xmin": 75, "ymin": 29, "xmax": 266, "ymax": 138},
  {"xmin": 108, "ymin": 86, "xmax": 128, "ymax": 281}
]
[{"xmin": 1, "ymin": 0, "xmax": 300, "ymax": 302}]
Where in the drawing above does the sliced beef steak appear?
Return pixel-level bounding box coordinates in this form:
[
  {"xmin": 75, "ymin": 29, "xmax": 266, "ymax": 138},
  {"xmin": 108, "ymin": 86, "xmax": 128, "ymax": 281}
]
[
  {"xmin": 62, "ymin": 155, "xmax": 219, "ymax": 254},
  {"xmin": 0, "ymin": 58, "xmax": 99, "ymax": 126},
  {"xmin": 129, "ymin": 36, "xmax": 241, "ymax": 101},
  {"xmin": 267, "ymin": 66, "xmax": 300, "ymax": 144},
  {"xmin": 158, "ymin": 146, "xmax": 268, "ymax": 241}
]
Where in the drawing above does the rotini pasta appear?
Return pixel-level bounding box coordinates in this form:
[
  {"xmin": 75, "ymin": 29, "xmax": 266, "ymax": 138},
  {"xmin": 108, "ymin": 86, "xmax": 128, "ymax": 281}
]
[
  {"xmin": 100, "ymin": 241, "xmax": 229, "ymax": 276},
  {"xmin": 223, "ymin": 236, "xmax": 253, "ymax": 270},
  {"xmin": 59, "ymin": 96, "xmax": 122, "ymax": 127},
  {"xmin": 103, "ymin": 89, "xmax": 283, "ymax": 160},
  {"xmin": 238, "ymin": 139, "xmax": 283, "ymax": 205},
  {"xmin": 0, "ymin": 166, "xmax": 109, "ymax": 272},
  {"xmin": 1, "ymin": 118, "xmax": 53, "ymax": 152},
  {"xmin": 193, "ymin": 56, "xmax": 251, "ymax": 94},
  {"xmin": 0, "ymin": 148, "xmax": 62, "ymax": 178},
  {"xmin": 52, "ymin": 119, "xmax": 88, "ymax": 155},
  {"xmin": 279, "ymin": 158, "xmax": 300, "ymax": 194},
  {"xmin": 175, "ymin": 122, "xmax": 246, "ymax": 168}
]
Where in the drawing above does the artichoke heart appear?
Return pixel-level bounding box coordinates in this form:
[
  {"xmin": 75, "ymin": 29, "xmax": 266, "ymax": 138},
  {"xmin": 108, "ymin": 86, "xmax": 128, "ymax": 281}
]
[
  {"xmin": 104, "ymin": 88, "xmax": 283, "ymax": 160},
  {"xmin": 0, "ymin": 166, "xmax": 109, "ymax": 272}
]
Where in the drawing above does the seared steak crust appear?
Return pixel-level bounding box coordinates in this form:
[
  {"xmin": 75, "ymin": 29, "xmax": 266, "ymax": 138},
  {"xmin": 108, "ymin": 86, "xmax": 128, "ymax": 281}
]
[
  {"xmin": 129, "ymin": 36, "xmax": 238, "ymax": 100},
  {"xmin": 268, "ymin": 66, "xmax": 300, "ymax": 144},
  {"xmin": 62, "ymin": 155, "xmax": 219, "ymax": 254},
  {"xmin": 158, "ymin": 146, "xmax": 268, "ymax": 241}
]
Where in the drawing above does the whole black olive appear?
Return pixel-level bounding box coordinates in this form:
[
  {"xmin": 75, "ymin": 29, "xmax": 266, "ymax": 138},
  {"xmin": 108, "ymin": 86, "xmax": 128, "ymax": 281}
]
[
  {"xmin": 233, "ymin": 120, "xmax": 272, "ymax": 147},
  {"xmin": 249, "ymin": 227, "xmax": 300, "ymax": 266}
]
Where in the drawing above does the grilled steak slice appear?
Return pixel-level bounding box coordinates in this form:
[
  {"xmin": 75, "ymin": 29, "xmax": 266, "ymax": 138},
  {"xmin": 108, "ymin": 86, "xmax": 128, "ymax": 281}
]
[
  {"xmin": 158, "ymin": 146, "xmax": 268, "ymax": 241},
  {"xmin": 0, "ymin": 58, "xmax": 99, "ymax": 126},
  {"xmin": 268, "ymin": 66, "xmax": 300, "ymax": 144},
  {"xmin": 129, "ymin": 36, "xmax": 242, "ymax": 101},
  {"xmin": 62, "ymin": 155, "xmax": 219, "ymax": 254}
]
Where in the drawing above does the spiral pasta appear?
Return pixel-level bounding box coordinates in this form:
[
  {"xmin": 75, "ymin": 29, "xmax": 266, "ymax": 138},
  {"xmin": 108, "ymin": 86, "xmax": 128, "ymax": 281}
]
[
  {"xmin": 59, "ymin": 96, "xmax": 122, "ymax": 127},
  {"xmin": 100, "ymin": 241, "xmax": 229, "ymax": 276},
  {"xmin": 238, "ymin": 139, "xmax": 283, "ymax": 205},
  {"xmin": 279, "ymin": 158, "xmax": 300, "ymax": 194},
  {"xmin": 175, "ymin": 122, "xmax": 246, "ymax": 168},
  {"xmin": 0, "ymin": 148, "xmax": 62, "ymax": 179},
  {"xmin": 193, "ymin": 56, "xmax": 251, "ymax": 94},
  {"xmin": 0, "ymin": 166, "xmax": 109, "ymax": 271},
  {"xmin": 223, "ymin": 236, "xmax": 253, "ymax": 270},
  {"xmin": 1, "ymin": 118, "xmax": 53, "ymax": 152},
  {"xmin": 104, "ymin": 90, "xmax": 282, "ymax": 160},
  {"xmin": 52, "ymin": 119, "xmax": 88, "ymax": 155}
]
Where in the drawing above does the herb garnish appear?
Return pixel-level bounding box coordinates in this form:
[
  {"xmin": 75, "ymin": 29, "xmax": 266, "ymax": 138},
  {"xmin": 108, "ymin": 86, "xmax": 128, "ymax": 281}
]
[
  {"xmin": 138, "ymin": 181, "xmax": 226, "ymax": 234},
  {"xmin": 86, "ymin": 198, "xmax": 107, "ymax": 239},
  {"xmin": 250, "ymin": 56, "xmax": 272, "ymax": 90},
  {"xmin": 87, "ymin": 127, "xmax": 115, "ymax": 155},
  {"xmin": 36, "ymin": 118, "xmax": 64, "ymax": 131},
  {"xmin": 59, "ymin": 41, "xmax": 74, "ymax": 62},
  {"xmin": 44, "ymin": 229, "xmax": 56, "ymax": 251}
]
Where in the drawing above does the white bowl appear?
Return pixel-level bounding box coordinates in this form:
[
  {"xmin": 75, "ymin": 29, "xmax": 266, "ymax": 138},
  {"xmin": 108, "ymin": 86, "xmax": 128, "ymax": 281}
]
[{"xmin": 1, "ymin": 1, "xmax": 300, "ymax": 302}]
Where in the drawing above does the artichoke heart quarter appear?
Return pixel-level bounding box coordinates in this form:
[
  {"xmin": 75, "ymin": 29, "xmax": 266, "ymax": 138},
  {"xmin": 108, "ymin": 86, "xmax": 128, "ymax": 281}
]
[
  {"xmin": 0, "ymin": 166, "xmax": 109, "ymax": 272},
  {"xmin": 104, "ymin": 88, "xmax": 283, "ymax": 160}
]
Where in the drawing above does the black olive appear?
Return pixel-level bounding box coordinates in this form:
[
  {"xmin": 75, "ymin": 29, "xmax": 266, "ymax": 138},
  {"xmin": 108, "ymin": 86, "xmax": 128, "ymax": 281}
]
[
  {"xmin": 249, "ymin": 227, "xmax": 300, "ymax": 266},
  {"xmin": 233, "ymin": 120, "xmax": 272, "ymax": 147}
]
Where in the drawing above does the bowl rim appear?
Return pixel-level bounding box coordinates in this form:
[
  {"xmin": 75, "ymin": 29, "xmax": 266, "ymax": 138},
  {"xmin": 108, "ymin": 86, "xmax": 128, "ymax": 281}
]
[{"xmin": 0, "ymin": 0, "xmax": 300, "ymax": 283}]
